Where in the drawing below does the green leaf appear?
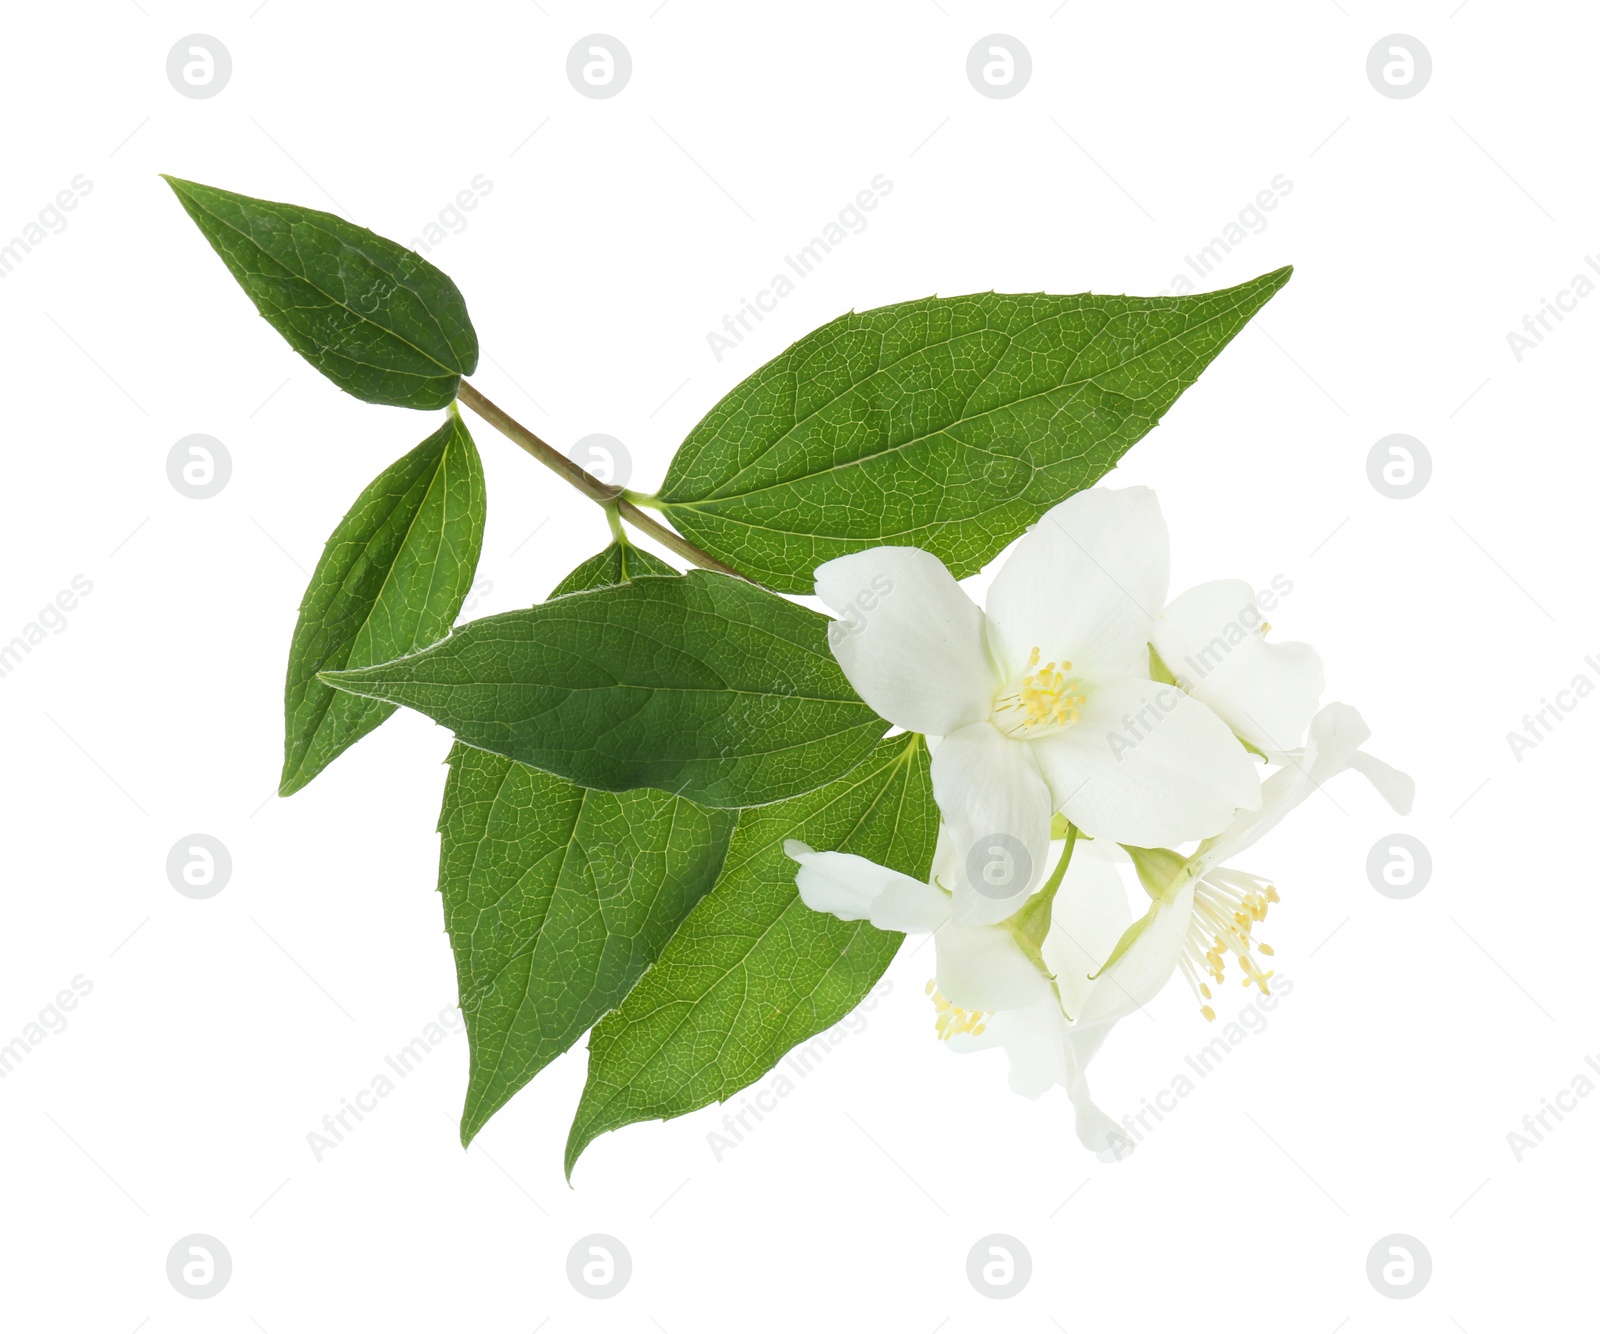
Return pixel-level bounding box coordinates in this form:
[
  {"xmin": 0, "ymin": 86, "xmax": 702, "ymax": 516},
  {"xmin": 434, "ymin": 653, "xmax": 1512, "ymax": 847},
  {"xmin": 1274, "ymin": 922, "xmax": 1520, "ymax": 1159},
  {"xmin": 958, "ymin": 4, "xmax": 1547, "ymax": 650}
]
[
  {"xmin": 320, "ymin": 571, "xmax": 887, "ymax": 808},
  {"xmin": 654, "ymin": 272, "xmax": 1292, "ymax": 591},
  {"xmin": 164, "ymin": 176, "xmax": 478, "ymax": 410},
  {"xmin": 441, "ymin": 541, "xmax": 722, "ymax": 1143},
  {"xmin": 280, "ymin": 413, "xmax": 485, "ymax": 795},
  {"xmin": 550, "ymin": 541, "xmax": 676, "ymax": 597},
  {"xmin": 441, "ymin": 741, "xmax": 735, "ymax": 1144},
  {"xmin": 564, "ymin": 733, "xmax": 936, "ymax": 1179}
]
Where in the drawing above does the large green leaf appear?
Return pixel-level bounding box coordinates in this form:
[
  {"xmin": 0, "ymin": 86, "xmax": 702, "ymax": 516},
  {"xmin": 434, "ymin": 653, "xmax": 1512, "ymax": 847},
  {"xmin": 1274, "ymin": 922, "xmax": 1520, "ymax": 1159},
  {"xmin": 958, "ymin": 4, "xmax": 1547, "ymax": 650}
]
[
  {"xmin": 440, "ymin": 541, "xmax": 723, "ymax": 1143},
  {"xmin": 654, "ymin": 272, "xmax": 1291, "ymax": 591},
  {"xmin": 320, "ymin": 571, "xmax": 887, "ymax": 808},
  {"xmin": 165, "ymin": 176, "xmax": 478, "ymax": 410},
  {"xmin": 441, "ymin": 742, "xmax": 735, "ymax": 1144},
  {"xmin": 280, "ymin": 413, "xmax": 485, "ymax": 795},
  {"xmin": 564, "ymin": 733, "xmax": 936, "ymax": 1179}
]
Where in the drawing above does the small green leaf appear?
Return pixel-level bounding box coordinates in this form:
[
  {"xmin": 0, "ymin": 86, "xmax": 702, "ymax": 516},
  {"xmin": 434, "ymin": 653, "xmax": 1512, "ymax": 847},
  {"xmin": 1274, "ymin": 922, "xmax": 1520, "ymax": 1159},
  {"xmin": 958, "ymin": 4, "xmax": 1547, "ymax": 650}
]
[
  {"xmin": 564, "ymin": 733, "xmax": 937, "ymax": 1180},
  {"xmin": 654, "ymin": 272, "xmax": 1291, "ymax": 591},
  {"xmin": 164, "ymin": 176, "xmax": 478, "ymax": 410},
  {"xmin": 441, "ymin": 742, "xmax": 735, "ymax": 1144},
  {"xmin": 280, "ymin": 414, "xmax": 485, "ymax": 795},
  {"xmin": 550, "ymin": 542, "xmax": 676, "ymax": 597},
  {"xmin": 320, "ymin": 571, "xmax": 887, "ymax": 808}
]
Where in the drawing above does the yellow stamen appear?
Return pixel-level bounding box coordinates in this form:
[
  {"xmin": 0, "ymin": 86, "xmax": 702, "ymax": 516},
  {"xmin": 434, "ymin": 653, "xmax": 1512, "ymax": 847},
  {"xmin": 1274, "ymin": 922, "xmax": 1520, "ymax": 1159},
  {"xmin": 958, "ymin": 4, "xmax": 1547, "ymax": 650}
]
[
  {"xmin": 992, "ymin": 645, "xmax": 1086, "ymax": 738},
  {"xmin": 927, "ymin": 981, "xmax": 991, "ymax": 1041},
  {"xmin": 1177, "ymin": 868, "xmax": 1281, "ymax": 1019}
]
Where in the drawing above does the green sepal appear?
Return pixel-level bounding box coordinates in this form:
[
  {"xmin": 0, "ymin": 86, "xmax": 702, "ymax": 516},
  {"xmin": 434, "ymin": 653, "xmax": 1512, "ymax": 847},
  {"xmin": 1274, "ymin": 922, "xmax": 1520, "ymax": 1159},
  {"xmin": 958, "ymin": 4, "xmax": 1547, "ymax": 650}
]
[{"xmin": 1121, "ymin": 845, "xmax": 1189, "ymax": 902}]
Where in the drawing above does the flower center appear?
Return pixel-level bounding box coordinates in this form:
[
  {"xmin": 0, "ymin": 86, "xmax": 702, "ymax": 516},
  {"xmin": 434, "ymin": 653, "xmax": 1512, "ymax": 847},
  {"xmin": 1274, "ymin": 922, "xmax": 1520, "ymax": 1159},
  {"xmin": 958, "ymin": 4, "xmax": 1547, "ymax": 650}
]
[
  {"xmin": 926, "ymin": 979, "xmax": 989, "ymax": 1040},
  {"xmin": 991, "ymin": 646, "xmax": 1086, "ymax": 740},
  {"xmin": 1177, "ymin": 868, "xmax": 1279, "ymax": 1022}
]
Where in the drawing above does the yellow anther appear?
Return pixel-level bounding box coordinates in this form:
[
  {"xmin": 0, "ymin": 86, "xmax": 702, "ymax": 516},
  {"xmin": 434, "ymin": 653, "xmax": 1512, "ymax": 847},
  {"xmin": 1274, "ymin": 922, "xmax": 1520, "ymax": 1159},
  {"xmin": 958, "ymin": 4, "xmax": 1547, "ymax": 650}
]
[
  {"xmin": 1178, "ymin": 868, "xmax": 1282, "ymax": 1020},
  {"xmin": 927, "ymin": 984, "xmax": 991, "ymax": 1042},
  {"xmin": 992, "ymin": 646, "xmax": 1086, "ymax": 738}
]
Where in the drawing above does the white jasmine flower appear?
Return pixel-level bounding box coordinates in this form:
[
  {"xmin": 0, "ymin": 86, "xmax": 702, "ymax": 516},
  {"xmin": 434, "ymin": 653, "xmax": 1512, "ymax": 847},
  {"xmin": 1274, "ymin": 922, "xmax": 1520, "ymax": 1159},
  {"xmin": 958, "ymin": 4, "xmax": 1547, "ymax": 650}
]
[
  {"xmin": 816, "ymin": 488, "xmax": 1261, "ymax": 926},
  {"xmin": 1043, "ymin": 702, "xmax": 1414, "ymax": 1159},
  {"xmin": 785, "ymin": 831, "xmax": 1127, "ymax": 1104},
  {"xmin": 785, "ymin": 837, "xmax": 1051, "ymax": 1023}
]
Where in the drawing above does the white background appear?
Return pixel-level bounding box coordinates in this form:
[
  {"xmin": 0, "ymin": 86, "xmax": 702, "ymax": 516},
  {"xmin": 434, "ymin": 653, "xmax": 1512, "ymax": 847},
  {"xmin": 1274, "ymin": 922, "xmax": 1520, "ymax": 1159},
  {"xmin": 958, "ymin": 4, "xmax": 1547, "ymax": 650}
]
[{"xmin": 0, "ymin": 1, "xmax": 1590, "ymax": 1329}]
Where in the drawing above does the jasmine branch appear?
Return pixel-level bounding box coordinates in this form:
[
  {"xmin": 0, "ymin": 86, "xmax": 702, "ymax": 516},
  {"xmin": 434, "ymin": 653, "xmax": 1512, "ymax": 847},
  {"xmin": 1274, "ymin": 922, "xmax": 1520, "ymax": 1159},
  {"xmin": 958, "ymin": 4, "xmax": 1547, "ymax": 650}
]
[{"xmin": 455, "ymin": 380, "xmax": 747, "ymax": 581}]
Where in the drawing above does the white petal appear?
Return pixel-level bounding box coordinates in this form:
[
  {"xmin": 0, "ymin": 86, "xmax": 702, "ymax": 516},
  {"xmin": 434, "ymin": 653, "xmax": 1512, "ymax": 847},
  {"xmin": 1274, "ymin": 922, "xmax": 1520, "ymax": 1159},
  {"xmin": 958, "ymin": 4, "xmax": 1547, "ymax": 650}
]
[
  {"xmin": 1031, "ymin": 677, "xmax": 1261, "ymax": 846},
  {"xmin": 1152, "ymin": 580, "xmax": 1325, "ymax": 752},
  {"xmin": 1076, "ymin": 881, "xmax": 1194, "ymax": 1029},
  {"xmin": 945, "ymin": 996, "xmax": 1068, "ymax": 1098},
  {"xmin": 1063, "ymin": 1031, "xmax": 1136, "ymax": 1161},
  {"xmin": 1054, "ymin": 883, "xmax": 1196, "ymax": 1159},
  {"xmin": 786, "ymin": 842, "xmax": 944, "ymax": 931},
  {"xmin": 1040, "ymin": 853, "xmax": 1135, "ymax": 1019},
  {"xmin": 932, "ymin": 721, "xmax": 1053, "ymax": 926},
  {"xmin": 1203, "ymin": 702, "xmax": 1412, "ymax": 869},
  {"xmin": 984, "ymin": 487, "xmax": 1170, "ymax": 682},
  {"xmin": 815, "ymin": 547, "xmax": 993, "ymax": 736},
  {"xmin": 1349, "ymin": 750, "xmax": 1416, "ymax": 815},
  {"xmin": 936, "ymin": 925, "xmax": 1051, "ymax": 1012},
  {"xmin": 872, "ymin": 877, "xmax": 952, "ymax": 934}
]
